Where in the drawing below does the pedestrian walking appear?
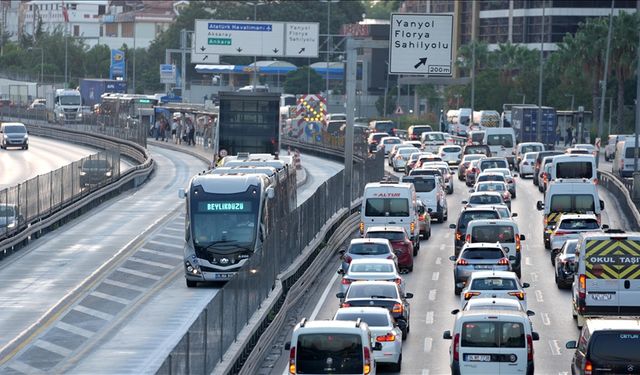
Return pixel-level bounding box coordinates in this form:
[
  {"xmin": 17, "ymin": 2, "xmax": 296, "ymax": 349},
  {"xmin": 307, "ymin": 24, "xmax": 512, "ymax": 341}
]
[
  {"xmin": 154, "ymin": 117, "xmax": 161, "ymax": 140},
  {"xmin": 171, "ymin": 117, "xmax": 178, "ymax": 143},
  {"xmin": 565, "ymin": 126, "xmax": 573, "ymax": 147}
]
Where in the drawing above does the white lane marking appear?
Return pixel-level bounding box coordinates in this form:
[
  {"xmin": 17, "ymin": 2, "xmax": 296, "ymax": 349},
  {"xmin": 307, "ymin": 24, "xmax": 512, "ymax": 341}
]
[
  {"xmin": 525, "ymin": 257, "xmax": 532, "ymax": 266},
  {"xmin": 423, "ymin": 337, "xmax": 433, "ymax": 353},
  {"xmin": 559, "ymin": 372, "xmax": 569, "ymax": 375},
  {"xmin": 428, "ymin": 289, "xmax": 437, "ymax": 301},
  {"xmin": 549, "ymin": 340, "xmax": 562, "ymax": 356},
  {"xmin": 432, "ymin": 272, "xmax": 440, "ymax": 281},
  {"xmin": 541, "ymin": 312, "xmax": 551, "ymax": 326},
  {"xmin": 73, "ymin": 305, "xmax": 114, "ymax": 321},
  {"xmin": 422, "ymin": 370, "xmax": 430, "ymax": 375},
  {"xmin": 128, "ymin": 256, "xmax": 176, "ymax": 270},
  {"xmin": 90, "ymin": 291, "xmax": 131, "ymax": 305},
  {"xmin": 116, "ymin": 267, "xmax": 162, "ymax": 281},
  {"xmin": 535, "ymin": 290, "xmax": 544, "ymax": 302},
  {"xmin": 56, "ymin": 321, "xmax": 93, "ymax": 338},
  {"xmin": 138, "ymin": 248, "xmax": 183, "ymax": 260},
  {"xmin": 34, "ymin": 339, "xmax": 73, "ymax": 357},
  {"xmin": 530, "ymin": 272, "xmax": 539, "ymax": 282},
  {"xmin": 102, "ymin": 278, "xmax": 147, "ymax": 292},
  {"xmin": 310, "ymin": 271, "xmax": 340, "ymax": 320},
  {"xmin": 6, "ymin": 361, "xmax": 46, "ymax": 375},
  {"xmin": 155, "ymin": 233, "xmax": 183, "ymax": 240},
  {"xmin": 426, "ymin": 311, "xmax": 434, "ymax": 325},
  {"xmin": 445, "ymin": 231, "xmax": 451, "ymax": 239},
  {"xmin": 435, "ymin": 257, "xmax": 442, "ymax": 265},
  {"xmin": 148, "ymin": 240, "xmax": 183, "ymax": 249},
  {"xmin": 439, "ymin": 244, "xmax": 445, "ymax": 250}
]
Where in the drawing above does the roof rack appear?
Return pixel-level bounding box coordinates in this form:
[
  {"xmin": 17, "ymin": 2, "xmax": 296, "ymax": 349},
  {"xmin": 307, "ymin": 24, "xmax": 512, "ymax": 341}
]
[
  {"xmin": 300, "ymin": 317, "xmax": 307, "ymax": 327},
  {"xmin": 604, "ymin": 229, "xmax": 626, "ymax": 234}
]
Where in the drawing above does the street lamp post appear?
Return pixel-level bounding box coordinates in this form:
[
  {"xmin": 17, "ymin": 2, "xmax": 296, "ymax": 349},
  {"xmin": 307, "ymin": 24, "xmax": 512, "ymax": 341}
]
[
  {"xmin": 28, "ymin": 47, "xmax": 44, "ymax": 97},
  {"xmin": 320, "ymin": 0, "xmax": 339, "ymax": 108},
  {"xmin": 246, "ymin": 2, "xmax": 266, "ymax": 92},
  {"xmin": 565, "ymin": 94, "xmax": 575, "ymax": 111}
]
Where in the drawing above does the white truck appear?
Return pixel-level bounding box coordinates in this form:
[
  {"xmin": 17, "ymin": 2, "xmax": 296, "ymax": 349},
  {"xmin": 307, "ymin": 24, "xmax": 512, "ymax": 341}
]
[{"xmin": 47, "ymin": 89, "xmax": 83, "ymax": 124}]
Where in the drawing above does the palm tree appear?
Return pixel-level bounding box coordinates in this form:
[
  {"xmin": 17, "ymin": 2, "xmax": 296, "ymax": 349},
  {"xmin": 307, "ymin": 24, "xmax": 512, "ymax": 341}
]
[{"xmin": 611, "ymin": 11, "xmax": 639, "ymax": 130}]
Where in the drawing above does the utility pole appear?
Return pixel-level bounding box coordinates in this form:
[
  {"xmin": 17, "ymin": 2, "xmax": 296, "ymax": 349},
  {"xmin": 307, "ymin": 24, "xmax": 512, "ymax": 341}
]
[
  {"xmin": 633, "ymin": 23, "xmax": 640, "ymax": 201},
  {"xmin": 536, "ymin": 1, "xmax": 545, "ymax": 143},
  {"xmin": 132, "ymin": 15, "xmax": 136, "ymax": 94},
  {"xmin": 597, "ymin": 0, "xmax": 614, "ymax": 168},
  {"xmin": 180, "ymin": 29, "xmax": 187, "ymax": 102}
]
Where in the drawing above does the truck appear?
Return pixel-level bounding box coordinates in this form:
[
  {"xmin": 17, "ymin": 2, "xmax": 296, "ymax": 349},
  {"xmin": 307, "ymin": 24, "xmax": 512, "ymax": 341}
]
[
  {"xmin": 46, "ymin": 88, "xmax": 83, "ymax": 124},
  {"xmin": 511, "ymin": 106, "xmax": 557, "ymax": 148},
  {"xmin": 216, "ymin": 91, "xmax": 281, "ymax": 157},
  {"xmin": 79, "ymin": 78, "xmax": 127, "ymax": 107}
]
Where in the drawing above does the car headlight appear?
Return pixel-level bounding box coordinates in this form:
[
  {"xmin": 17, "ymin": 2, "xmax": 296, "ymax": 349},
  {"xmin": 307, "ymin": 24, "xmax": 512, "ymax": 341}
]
[
  {"xmin": 78, "ymin": 113, "xmax": 83, "ymax": 118},
  {"xmin": 105, "ymin": 171, "xmax": 112, "ymax": 177},
  {"xmin": 58, "ymin": 113, "xmax": 64, "ymax": 117},
  {"xmin": 80, "ymin": 171, "xmax": 87, "ymax": 176},
  {"xmin": 7, "ymin": 221, "xmax": 16, "ymax": 229}
]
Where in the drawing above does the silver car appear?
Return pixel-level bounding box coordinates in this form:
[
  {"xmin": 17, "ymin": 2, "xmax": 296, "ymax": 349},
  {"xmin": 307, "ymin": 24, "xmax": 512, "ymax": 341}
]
[
  {"xmin": 340, "ymin": 238, "xmax": 396, "ymax": 272},
  {"xmin": 392, "ymin": 147, "xmax": 420, "ymax": 172},
  {"xmin": 449, "ymin": 242, "xmax": 514, "ymax": 295},
  {"xmin": 338, "ymin": 258, "xmax": 405, "ymax": 294}
]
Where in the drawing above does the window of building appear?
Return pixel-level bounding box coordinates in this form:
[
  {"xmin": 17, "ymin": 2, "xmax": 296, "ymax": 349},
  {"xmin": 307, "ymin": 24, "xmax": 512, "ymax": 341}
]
[
  {"xmin": 480, "ymin": 0, "xmax": 509, "ymax": 11},
  {"xmin": 98, "ymin": 5, "xmax": 106, "ymax": 15},
  {"xmin": 122, "ymin": 22, "xmax": 134, "ymax": 38},
  {"xmin": 71, "ymin": 4, "xmax": 77, "ymax": 10},
  {"xmin": 74, "ymin": 25, "xmax": 80, "ymax": 36},
  {"xmin": 105, "ymin": 23, "xmax": 117, "ymax": 37},
  {"xmin": 479, "ymin": 17, "xmax": 509, "ymax": 44},
  {"xmin": 431, "ymin": 0, "xmax": 455, "ymax": 13},
  {"xmin": 100, "ymin": 25, "xmax": 103, "ymax": 37}
]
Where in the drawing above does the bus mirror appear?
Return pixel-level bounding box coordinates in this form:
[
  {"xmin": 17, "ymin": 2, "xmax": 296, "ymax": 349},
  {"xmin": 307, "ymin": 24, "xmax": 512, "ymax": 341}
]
[
  {"xmin": 600, "ymin": 200, "xmax": 605, "ymax": 210},
  {"xmin": 267, "ymin": 187, "xmax": 275, "ymax": 199},
  {"xmin": 536, "ymin": 201, "xmax": 543, "ymax": 211},
  {"xmin": 178, "ymin": 188, "xmax": 186, "ymax": 199}
]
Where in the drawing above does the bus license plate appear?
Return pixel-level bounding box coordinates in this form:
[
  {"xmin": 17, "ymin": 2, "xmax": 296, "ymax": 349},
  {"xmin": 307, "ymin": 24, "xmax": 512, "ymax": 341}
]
[
  {"xmin": 213, "ymin": 273, "xmax": 236, "ymax": 280},
  {"xmin": 466, "ymin": 354, "xmax": 491, "ymax": 362},
  {"xmin": 591, "ymin": 293, "xmax": 613, "ymax": 301}
]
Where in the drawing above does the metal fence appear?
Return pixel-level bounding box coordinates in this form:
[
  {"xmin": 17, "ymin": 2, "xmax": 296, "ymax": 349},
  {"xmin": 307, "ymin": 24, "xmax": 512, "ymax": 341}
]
[
  {"xmin": 156, "ymin": 152, "xmax": 384, "ymax": 374},
  {"xmin": 0, "ymin": 150, "xmax": 120, "ymax": 242}
]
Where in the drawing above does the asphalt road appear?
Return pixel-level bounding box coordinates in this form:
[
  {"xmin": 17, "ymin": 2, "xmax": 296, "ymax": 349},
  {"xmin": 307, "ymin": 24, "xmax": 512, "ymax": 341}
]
[{"xmin": 270, "ymin": 158, "xmax": 630, "ymax": 375}]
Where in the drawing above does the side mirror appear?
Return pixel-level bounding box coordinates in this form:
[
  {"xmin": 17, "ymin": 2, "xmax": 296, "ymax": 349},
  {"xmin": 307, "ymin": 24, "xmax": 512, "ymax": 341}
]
[
  {"xmin": 508, "ymin": 255, "xmax": 516, "ymax": 261},
  {"xmin": 336, "ymin": 292, "xmax": 345, "ymax": 299},
  {"xmin": 522, "ymin": 282, "xmax": 530, "ymax": 288},
  {"xmin": 449, "ymin": 224, "xmax": 456, "ymax": 229},
  {"xmin": 443, "ymin": 330, "xmax": 452, "ymax": 340},
  {"xmin": 520, "ymin": 234, "xmax": 526, "ymax": 241},
  {"xmin": 178, "ymin": 188, "xmax": 186, "ymax": 199},
  {"xmin": 450, "ymin": 309, "xmax": 460, "ymax": 315},
  {"xmin": 405, "ymin": 292, "xmax": 414, "ymax": 299},
  {"xmin": 338, "ymin": 249, "xmax": 346, "ymax": 255},
  {"xmin": 449, "ymin": 255, "xmax": 457, "ymax": 261},
  {"xmin": 427, "ymin": 208, "xmax": 433, "ymax": 213},
  {"xmin": 532, "ymin": 332, "xmax": 540, "ymax": 341},
  {"xmin": 337, "ymin": 269, "xmax": 345, "ymax": 275},
  {"xmin": 468, "ymin": 189, "xmax": 474, "ymax": 193},
  {"xmin": 512, "ymin": 213, "xmax": 518, "ymax": 217},
  {"xmin": 284, "ymin": 342, "xmax": 291, "ymax": 350},
  {"xmin": 565, "ymin": 340, "xmax": 578, "ymax": 349},
  {"xmin": 600, "ymin": 200, "xmax": 605, "ymax": 210},
  {"xmin": 527, "ymin": 310, "xmax": 535, "ymax": 316},
  {"xmin": 267, "ymin": 187, "xmax": 275, "ymax": 199},
  {"xmin": 536, "ymin": 201, "xmax": 543, "ymax": 211},
  {"xmin": 461, "ymin": 200, "xmax": 468, "ymax": 205},
  {"xmin": 602, "ymin": 224, "xmax": 610, "ymax": 230},
  {"xmin": 373, "ymin": 342, "xmax": 383, "ymax": 351}
]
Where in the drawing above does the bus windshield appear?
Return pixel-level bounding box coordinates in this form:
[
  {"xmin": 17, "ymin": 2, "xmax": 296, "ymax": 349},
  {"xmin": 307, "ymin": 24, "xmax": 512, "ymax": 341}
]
[{"xmin": 191, "ymin": 195, "xmax": 260, "ymax": 249}]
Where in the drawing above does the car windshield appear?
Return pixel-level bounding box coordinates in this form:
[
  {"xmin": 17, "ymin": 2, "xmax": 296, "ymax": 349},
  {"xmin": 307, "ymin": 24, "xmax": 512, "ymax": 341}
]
[
  {"xmin": 563, "ymin": 241, "xmax": 578, "ymax": 255},
  {"xmin": 3, "ymin": 125, "xmax": 26, "ymax": 133},
  {"xmin": 412, "ymin": 126, "xmax": 432, "ymax": 134},
  {"xmin": 334, "ymin": 313, "xmax": 389, "ymax": 327},
  {"xmin": 463, "ymin": 155, "xmax": 484, "ymax": 162},
  {"xmin": 480, "ymin": 160, "xmax": 508, "ymax": 170},
  {"xmin": 399, "ymin": 148, "xmax": 419, "ymax": 156},
  {"xmin": 443, "ymin": 147, "xmax": 460, "ymax": 153},
  {"xmin": 375, "ymin": 122, "xmax": 394, "ymax": 133},
  {"xmin": 467, "ymin": 303, "xmax": 520, "ymax": 311},
  {"xmin": 296, "ymin": 333, "xmax": 363, "ymax": 374},
  {"xmin": 549, "ymin": 194, "xmax": 595, "ymax": 213},
  {"xmin": 461, "ymin": 322, "xmax": 525, "ymax": 348},
  {"xmin": 471, "ymin": 225, "xmax": 515, "ymax": 243},
  {"xmin": 477, "ymin": 183, "xmax": 506, "ymax": 192},
  {"xmin": 424, "ymin": 133, "xmax": 444, "ymax": 141},
  {"xmin": 349, "ymin": 263, "xmax": 395, "ymax": 273},
  {"xmin": 364, "ymin": 198, "xmax": 409, "ymax": 217},
  {"xmin": 558, "ymin": 218, "xmax": 599, "ymax": 230},
  {"xmin": 465, "ymin": 146, "xmax": 488, "ymax": 155},
  {"xmin": 348, "ymin": 243, "xmax": 390, "ymax": 255},
  {"xmin": 625, "ymin": 148, "xmax": 640, "ymax": 158},
  {"xmin": 0, "ymin": 205, "xmax": 15, "ymax": 216},
  {"xmin": 461, "ymin": 248, "xmax": 504, "ymax": 260},
  {"xmin": 383, "ymin": 138, "xmax": 401, "ymax": 145},
  {"xmin": 590, "ymin": 332, "xmax": 640, "ymax": 362},
  {"xmin": 556, "ymin": 161, "xmax": 593, "ymax": 179},
  {"xmin": 471, "ymin": 277, "xmax": 518, "ymax": 290},
  {"xmin": 470, "ymin": 133, "xmax": 485, "ymax": 143},
  {"xmin": 459, "ymin": 211, "xmax": 500, "ymax": 229},
  {"xmin": 469, "ymin": 195, "xmax": 503, "ymax": 205},
  {"xmin": 366, "ymin": 231, "xmax": 405, "ymax": 242},
  {"xmin": 521, "ymin": 145, "xmax": 543, "ymax": 153},
  {"xmin": 496, "ymin": 208, "xmax": 511, "ymax": 218},
  {"xmin": 487, "ymin": 134, "xmax": 514, "ymax": 147},
  {"xmin": 404, "ymin": 178, "xmax": 436, "ymax": 192},
  {"xmin": 346, "ymin": 284, "xmax": 398, "ymax": 299},
  {"xmin": 478, "ymin": 175, "xmax": 506, "ymax": 183}
]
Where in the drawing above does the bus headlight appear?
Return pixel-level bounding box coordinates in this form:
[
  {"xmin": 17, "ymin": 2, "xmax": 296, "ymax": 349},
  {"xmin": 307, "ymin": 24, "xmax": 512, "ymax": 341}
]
[{"xmin": 185, "ymin": 260, "xmax": 201, "ymax": 275}]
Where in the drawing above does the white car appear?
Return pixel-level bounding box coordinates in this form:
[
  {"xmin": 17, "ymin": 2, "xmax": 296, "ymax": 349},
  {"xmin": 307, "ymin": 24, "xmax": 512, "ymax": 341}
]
[
  {"xmin": 379, "ymin": 136, "xmax": 402, "ymax": 156},
  {"xmin": 460, "ymin": 270, "xmax": 530, "ymax": 310},
  {"xmin": 574, "ymin": 143, "xmax": 597, "ymax": 156},
  {"xmin": 388, "ymin": 144, "xmax": 416, "ymax": 166},
  {"xmin": 338, "ymin": 258, "xmax": 405, "ymax": 295},
  {"xmin": 483, "ymin": 167, "xmax": 517, "ymax": 198},
  {"xmin": 438, "ymin": 145, "xmax": 462, "ymax": 166},
  {"xmin": 455, "ymin": 297, "xmax": 533, "ymax": 316},
  {"xmin": 422, "ymin": 161, "xmax": 454, "ymax": 194},
  {"xmin": 518, "ymin": 151, "xmax": 538, "ymax": 177},
  {"xmin": 549, "ymin": 213, "xmax": 604, "ymax": 251},
  {"xmin": 392, "ymin": 147, "xmax": 420, "ymax": 172},
  {"xmin": 333, "ymin": 307, "xmax": 403, "ymax": 371}
]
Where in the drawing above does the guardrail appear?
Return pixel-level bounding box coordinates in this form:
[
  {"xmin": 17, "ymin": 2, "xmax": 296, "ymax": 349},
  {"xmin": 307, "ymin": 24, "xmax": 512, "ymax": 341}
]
[
  {"xmin": 0, "ymin": 122, "xmax": 154, "ymax": 258},
  {"xmin": 598, "ymin": 170, "xmax": 640, "ymax": 231}
]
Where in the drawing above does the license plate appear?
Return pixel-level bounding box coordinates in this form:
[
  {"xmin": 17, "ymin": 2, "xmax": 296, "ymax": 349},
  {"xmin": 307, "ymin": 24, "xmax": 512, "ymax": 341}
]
[
  {"xmin": 590, "ymin": 293, "xmax": 613, "ymax": 301},
  {"xmin": 466, "ymin": 354, "xmax": 491, "ymax": 362},
  {"xmin": 475, "ymin": 265, "xmax": 493, "ymax": 270},
  {"xmin": 213, "ymin": 272, "xmax": 236, "ymax": 280}
]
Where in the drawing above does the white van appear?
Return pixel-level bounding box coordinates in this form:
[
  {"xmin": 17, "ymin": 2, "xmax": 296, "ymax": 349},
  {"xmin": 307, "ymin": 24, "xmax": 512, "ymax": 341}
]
[
  {"xmin": 483, "ymin": 128, "xmax": 516, "ymax": 166},
  {"xmin": 514, "ymin": 142, "xmax": 545, "ymax": 166},
  {"xmin": 571, "ymin": 231, "xmax": 640, "ymax": 328},
  {"xmin": 285, "ymin": 318, "xmax": 380, "ymax": 375},
  {"xmin": 465, "ymin": 219, "xmax": 526, "ymax": 278},
  {"xmin": 421, "ymin": 131, "xmax": 448, "ymax": 153},
  {"xmin": 613, "ymin": 138, "xmax": 640, "ymax": 178},
  {"xmin": 536, "ymin": 180, "xmax": 604, "ymax": 249},
  {"xmin": 361, "ymin": 181, "xmax": 420, "ymax": 250},
  {"xmin": 551, "ymin": 154, "xmax": 597, "ymax": 184},
  {"xmin": 443, "ymin": 310, "xmax": 539, "ymax": 375}
]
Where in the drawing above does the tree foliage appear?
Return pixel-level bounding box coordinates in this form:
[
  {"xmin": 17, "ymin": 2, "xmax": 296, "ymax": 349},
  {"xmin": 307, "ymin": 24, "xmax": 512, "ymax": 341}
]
[{"xmin": 283, "ymin": 66, "xmax": 324, "ymax": 94}]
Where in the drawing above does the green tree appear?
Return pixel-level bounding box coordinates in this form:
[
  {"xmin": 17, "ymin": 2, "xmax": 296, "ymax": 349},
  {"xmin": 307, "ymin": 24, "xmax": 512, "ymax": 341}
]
[
  {"xmin": 283, "ymin": 66, "xmax": 323, "ymax": 94},
  {"xmin": 611, "ymin": 11, "xmax": 639, "ymax": 130},
  {"xmin": 364, "ymin": 0, "xmax": 401, "ymax": 19}
]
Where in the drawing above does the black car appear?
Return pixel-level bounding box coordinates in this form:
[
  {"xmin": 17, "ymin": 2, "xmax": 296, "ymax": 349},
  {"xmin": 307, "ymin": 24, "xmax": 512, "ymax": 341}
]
[
  {"xmin": 449, "ymin": 207, "xmax": 501, "ymax": 256},
  {"xmin": 552, "ymin": 239, "xmax": 578, "ymax": 288},
  {"xmin": 79, "ymin": 159, "xmax": 113, "ymax": 187},
  {"xmin": 533, "ymin": 151, "xmax": 563, "ymax": 186},
  {"xmin": 566, "ymin": 318, "xmax": 640, "ymax": 375},
  {"xmin": 336, "ymin": 281, "xmax": 413, "ymax": 339}
]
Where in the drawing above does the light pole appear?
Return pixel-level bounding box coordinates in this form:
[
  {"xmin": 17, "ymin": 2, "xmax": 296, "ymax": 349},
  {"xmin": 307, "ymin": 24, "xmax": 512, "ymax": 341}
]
[
  {"xmin": 320, "ymin": 0, "xmax": 339, "ymax": 108},
  {"xmin": 383, "ymin": 61, "xmax": 390, "ymax": 117},
  {"xmin": 246, "ymin": 2, "xmax": 265, "ymax": 92},
  {"xmin": 517, "ymin": 93, "xmax": 526, "ymax": 104},
  {"xmin": 597, "ymin": 0, "xmax": 614, "ymax": 168},
  {"xmin": 537, "ymin": 1, "xmax": 545, "ymax": 143},
  {"xmin": 28, "ymin": 47, "xmax": 44, "ymax": 98},
  {"xmin": 564, "ymin": 94, "xmax": 575, "ymax": 111}
]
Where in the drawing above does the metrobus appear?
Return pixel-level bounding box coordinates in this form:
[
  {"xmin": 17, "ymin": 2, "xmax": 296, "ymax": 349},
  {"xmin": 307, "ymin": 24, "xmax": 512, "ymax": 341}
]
[{"xmin": 99, "ymin": 93, "xmax": 158, "ymax": 128}]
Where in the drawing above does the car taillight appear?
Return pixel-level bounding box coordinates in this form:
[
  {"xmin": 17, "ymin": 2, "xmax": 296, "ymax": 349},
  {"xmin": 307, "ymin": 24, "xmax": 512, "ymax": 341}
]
[
  {"xmin": 508, "ymin": 291, "xmax": 526, "ymax": 300},
  {"xmin": 464, "ymin": 291, "xmax": 480, "ymax": 300},
  {"xmin": 341, "ymin": 278, "xmax": 352, "ymax": 285},
  {"xmin": 554, "ymin": 230, "xmax": 569, "ymax": 236},
  {"xmin": 376, "ymin": 332, "xmax": 396, "ymax": 342},
  {"xmin": 289, "ymin": 346, "xmax": 296, "ymax": 374},
  {"xmin": 594, "ymin": 178, "xmax": 598, "ymax": 185},
  {"xmin": 359, "ymin": 222, "xmax": 364, "ymax": 234},
  {"xmin": 387, "ymin": 255, "xmax": 394, "ymax": 260},
  {"xmin": 457, "ymin": 258, "xmax": 469, "ymax": 265},
  {"xmin": 392, "ymin": 303, "xmax": 403, "ymax": 313},
  {"xmin": 344, "ymin": 255, "xmax": 353, "ymax": 263},
  {"xmin": 465, "ymin": 234, "xmax": 471, "ymax": 243},
  {"xmin": 579, "ymin": 274, "xmax": 587, "ymax": 299},
  {"xmin": 498, "ymin": 257, "xmax": 510, "ymax": 265},
  {"xmin": 394, "ymin": 278, "xmax": 402, "ymax": 285},
  {"xmin": 410, "ymin": 222, "xmax": 415, "ymax": 233},
  {"xmin": 455, "ymin": 231, "xmax": 462, "ymax": 241},
  {"xmin": 453, "ymin": 334, "xmax": 460, "ymax": 361},
  {"xmin": 364, "ymin": 346, "xmax": 372, "ymax": 375},
  {"xmin": 516, "ymin": 236, "xmax": 521, "ymax": 252},
  {"xmin": 341, "ymin": 302, "xmax": 351, "ymax": 308},
  {"xmin": 543, "ymin": 216, "xmax": 548, "ymax": 227},
  {"xmin": 527, "ymin": 334, "xmax": 534, "ymax": 361},
  {"xmin": 584, "ymin": 359, "xmax": 593, "ymax": 375}
]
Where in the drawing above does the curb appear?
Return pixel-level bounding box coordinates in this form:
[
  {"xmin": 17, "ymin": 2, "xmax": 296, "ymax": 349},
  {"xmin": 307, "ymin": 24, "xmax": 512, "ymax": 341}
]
[{"xmin": 147, "ymin": 139, "xmax": 211, "ymax": 167}]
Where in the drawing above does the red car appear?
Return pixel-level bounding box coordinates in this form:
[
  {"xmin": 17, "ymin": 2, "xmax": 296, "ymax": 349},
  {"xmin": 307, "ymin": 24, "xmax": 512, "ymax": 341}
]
[{"xmin": 364, "ymin": 226, "xmax": 414, "ymax": 273}]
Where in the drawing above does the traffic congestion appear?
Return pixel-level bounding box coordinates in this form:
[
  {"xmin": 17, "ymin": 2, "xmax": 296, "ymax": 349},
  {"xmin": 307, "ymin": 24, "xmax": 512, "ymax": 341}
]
[{"xmin": 281, "ymin": 120, "xmax": 640, "ymax": 375}]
